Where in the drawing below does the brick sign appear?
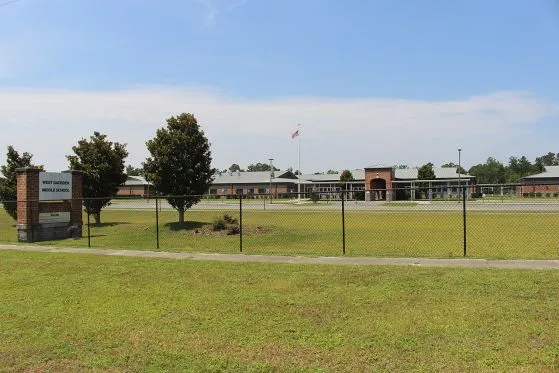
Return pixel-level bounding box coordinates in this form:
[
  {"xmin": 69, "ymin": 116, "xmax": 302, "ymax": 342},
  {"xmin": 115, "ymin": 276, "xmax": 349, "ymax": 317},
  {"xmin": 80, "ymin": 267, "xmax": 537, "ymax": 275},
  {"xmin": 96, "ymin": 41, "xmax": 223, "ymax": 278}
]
[{"xmin": 39, "ymin": 172, "xmax": 72, "ymax": 200}]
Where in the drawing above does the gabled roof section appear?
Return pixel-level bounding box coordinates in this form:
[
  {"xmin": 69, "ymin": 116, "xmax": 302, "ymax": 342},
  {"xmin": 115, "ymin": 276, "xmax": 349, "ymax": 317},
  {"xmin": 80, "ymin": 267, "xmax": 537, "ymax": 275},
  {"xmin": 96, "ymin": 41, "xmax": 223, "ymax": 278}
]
[
  {"xmin": 394, "ymin": 168, "xmax": 473, "ymax": 180},
  {"xmin": 301, "ymin": 170, "xmax": 365, "ymax": 182},
  {"xmin": 365, "ymin": 164, "xmax": 393, "ymax": 170},
  {"xmin": 123, "ymin": 176, "xmax": 152, "ymax": 186},
  {"xmin": 521, "ymin": 166, "xmax": 559, "ymax": 179},
  {"xmin": 212, "ymin": 171, "xmax": 298, "ymax": 185}
]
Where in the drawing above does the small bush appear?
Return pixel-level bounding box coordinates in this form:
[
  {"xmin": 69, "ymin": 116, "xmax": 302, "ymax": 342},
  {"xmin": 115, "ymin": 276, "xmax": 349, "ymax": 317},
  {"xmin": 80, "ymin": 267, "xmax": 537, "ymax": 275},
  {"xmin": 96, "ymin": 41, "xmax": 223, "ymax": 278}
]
[
  {"xmin": 535, "ymin": 192, "xmax": 543, "ymax": 198},
  {"xmin": 222, "ymin": 214, "xmax": 238, "ymax": 225},
  {"xmin": 227, "ymin": 225, "xmax": 240, "ymax": 235},
  {"xmin": 213, "ymin": 217, "xmax": 227, "ymax": 231}
]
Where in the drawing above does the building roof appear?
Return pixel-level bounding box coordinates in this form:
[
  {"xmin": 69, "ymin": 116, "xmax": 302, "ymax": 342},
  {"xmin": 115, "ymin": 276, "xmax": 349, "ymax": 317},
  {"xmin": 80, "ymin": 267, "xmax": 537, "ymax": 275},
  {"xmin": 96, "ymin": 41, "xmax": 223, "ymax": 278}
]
[
  {"xmin": 395, "ymin": 167, "xmax": 472, "ymax": 180},
  {"xmin": 212, "ymin": 170, "xmax": 298, "ymax": 185},
  {"xmin": 124, "ymin": 176, "xmax": 152, "ymax": 186},
  {"xmin": 365, "ymin": 164, "xmax": 393, "ymax": 169},
  {"xmin": 301, "ymin": 170, "xmax": 365, "ymax": 182},
  {"xmin": 521, "ymin": 166, "xmax": 559, "ymax": 179}
]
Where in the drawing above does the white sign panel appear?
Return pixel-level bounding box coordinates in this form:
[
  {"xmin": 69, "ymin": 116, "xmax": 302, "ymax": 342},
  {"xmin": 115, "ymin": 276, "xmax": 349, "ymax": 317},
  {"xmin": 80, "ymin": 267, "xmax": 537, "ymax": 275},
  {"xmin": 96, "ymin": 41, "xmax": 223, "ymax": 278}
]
[
  {"xmin": 39, "ymin": 172, "xmax": 72, "ymax": 200},
  {"xmin": 39, "ymin": 212, "xmax": 71, "ymax": 224}
]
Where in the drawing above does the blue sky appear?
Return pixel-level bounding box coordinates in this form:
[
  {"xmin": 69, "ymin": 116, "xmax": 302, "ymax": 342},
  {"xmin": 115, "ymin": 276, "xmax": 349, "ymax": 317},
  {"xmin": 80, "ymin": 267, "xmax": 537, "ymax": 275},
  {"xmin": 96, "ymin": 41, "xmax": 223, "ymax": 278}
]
[{"xmin": 1, "ymin": 0, "xmax": 559, "ymax": 172}]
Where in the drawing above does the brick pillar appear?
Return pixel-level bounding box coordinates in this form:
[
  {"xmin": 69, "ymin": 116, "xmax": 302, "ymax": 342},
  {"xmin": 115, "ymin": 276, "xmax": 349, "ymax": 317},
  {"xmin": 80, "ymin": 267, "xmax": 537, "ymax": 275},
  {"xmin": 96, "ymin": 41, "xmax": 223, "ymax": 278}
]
[
  {"xmin": 64, "ymin": 170, "xmax": 83, "ymax": 237},
  {"xmin": 16, "ymin": 167, "xmax": 41, "ymax": 242}
]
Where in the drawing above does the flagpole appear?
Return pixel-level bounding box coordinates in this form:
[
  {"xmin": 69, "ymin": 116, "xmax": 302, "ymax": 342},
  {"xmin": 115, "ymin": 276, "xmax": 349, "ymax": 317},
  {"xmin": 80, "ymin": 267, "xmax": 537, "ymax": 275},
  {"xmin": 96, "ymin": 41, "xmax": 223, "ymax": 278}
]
[{"xmin": 297, "ymin": 123, "xmax": 301, "ymax": 201}]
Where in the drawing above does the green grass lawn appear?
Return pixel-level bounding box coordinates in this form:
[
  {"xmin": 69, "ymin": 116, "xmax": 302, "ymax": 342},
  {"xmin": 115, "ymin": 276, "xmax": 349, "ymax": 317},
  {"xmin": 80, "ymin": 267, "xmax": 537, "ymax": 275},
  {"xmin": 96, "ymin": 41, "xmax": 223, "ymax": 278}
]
[
  {"xmin": 1, "ymin": 251, "xmax": 559, "ymax": 372},
  {"xmin": 1, "ymin": 207, "xmax": 559, "ymax": 259}
]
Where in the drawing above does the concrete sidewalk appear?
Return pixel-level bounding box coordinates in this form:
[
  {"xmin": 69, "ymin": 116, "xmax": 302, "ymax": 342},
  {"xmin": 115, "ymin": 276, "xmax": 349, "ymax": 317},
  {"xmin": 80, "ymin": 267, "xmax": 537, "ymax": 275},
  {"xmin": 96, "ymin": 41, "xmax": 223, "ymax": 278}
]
[{"xmin": 2, "ymin": 245, "xmax": 559, "ymax": 270}]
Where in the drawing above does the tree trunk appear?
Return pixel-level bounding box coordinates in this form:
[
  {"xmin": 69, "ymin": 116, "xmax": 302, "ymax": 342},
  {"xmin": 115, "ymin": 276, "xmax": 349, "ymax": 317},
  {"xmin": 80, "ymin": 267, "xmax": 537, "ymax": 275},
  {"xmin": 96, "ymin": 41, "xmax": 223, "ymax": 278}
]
[
  {"xmin": 94, "ymin": 212, "xmax": 101, "ymax": 225},
  {"xmin": 178, "ymin": 210, "xmax": 185, "ymax": 225}
]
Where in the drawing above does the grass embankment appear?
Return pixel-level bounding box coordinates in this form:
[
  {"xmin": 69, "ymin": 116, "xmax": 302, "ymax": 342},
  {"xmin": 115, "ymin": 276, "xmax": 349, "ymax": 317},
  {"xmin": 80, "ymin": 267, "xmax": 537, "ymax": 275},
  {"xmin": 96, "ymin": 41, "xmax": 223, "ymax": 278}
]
[
  {"xmin": 1, "ymin": 251, "xmax": 559, "ymax": 371},
  {"xmin": 1, "ymin": 208, "xmax": 558, "ymax": 259}
]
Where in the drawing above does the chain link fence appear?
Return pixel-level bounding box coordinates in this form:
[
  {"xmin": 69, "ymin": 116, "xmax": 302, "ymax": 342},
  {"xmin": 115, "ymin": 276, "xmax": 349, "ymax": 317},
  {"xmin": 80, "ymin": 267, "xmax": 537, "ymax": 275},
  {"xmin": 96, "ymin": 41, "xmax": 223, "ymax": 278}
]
[{"xmin": 2, "ymin": 184, "xmax": 559, "ymax": 259}]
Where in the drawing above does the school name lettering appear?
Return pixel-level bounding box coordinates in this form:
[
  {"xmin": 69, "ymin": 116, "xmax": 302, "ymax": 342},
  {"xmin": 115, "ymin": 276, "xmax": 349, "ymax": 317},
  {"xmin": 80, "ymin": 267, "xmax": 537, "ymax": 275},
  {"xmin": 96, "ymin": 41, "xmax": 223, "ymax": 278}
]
[
  {"xmin": 41, "ymin": 187, "xmax": 71, "ymax": 193},
  {"xmin": 42, "ymin": 180, "xmax": 70, "ymax": 185}
]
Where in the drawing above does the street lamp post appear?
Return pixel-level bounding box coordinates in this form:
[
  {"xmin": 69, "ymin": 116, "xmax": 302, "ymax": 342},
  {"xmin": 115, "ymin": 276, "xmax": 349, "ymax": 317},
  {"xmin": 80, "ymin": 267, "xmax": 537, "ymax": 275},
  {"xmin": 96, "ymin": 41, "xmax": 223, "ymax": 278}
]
[{"xmin": 458, "ymin": 148, "xmax": 462, "ymax": 201}]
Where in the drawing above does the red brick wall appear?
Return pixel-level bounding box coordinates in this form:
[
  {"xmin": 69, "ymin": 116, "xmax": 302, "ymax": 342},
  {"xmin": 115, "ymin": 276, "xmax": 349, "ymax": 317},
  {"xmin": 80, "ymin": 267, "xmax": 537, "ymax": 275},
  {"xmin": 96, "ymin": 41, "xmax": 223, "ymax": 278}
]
[
  {"xmin": 69, "ymin": 171, "xmax": 83, "ymax": 225},
  {"xmin": 16, "ymin": 168, "xmax": 40, "ymax": 225},
  {"xmin": 364, "ymin": 168, "xmax": 394, "ymax": 191}
]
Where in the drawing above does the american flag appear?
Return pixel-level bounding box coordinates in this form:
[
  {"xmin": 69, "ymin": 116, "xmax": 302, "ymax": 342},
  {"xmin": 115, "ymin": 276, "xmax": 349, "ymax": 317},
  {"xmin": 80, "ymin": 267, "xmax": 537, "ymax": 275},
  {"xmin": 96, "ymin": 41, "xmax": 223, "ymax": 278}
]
[{"xmin": 291, "ymin": 129, "xmax": 299, "ymax": 139}]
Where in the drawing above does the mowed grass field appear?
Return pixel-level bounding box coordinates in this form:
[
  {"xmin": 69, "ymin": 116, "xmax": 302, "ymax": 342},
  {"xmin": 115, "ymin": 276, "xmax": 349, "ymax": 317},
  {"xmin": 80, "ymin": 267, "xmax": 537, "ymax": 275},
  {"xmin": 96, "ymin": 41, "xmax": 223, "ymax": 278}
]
[
  {"xmin": 1, "ymin": 250, "xmax": 559, "ymax": 371},
  {"xmin": 1, "ymin": 207, "xmax": 559, "ymax": 259}
]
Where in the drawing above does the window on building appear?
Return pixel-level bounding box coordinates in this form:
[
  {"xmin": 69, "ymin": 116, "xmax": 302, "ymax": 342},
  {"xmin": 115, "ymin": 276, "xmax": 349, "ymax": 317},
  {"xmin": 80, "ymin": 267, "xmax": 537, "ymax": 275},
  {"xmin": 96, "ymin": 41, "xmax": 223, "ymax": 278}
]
[
  {"xmin": 258, "ymin": 188, "xmax": 267, "ymax": 194},
  {"xmin": 209, "ymin": 188, "xmax": 217, "ymax": 195},
  {"xmin": 236, "ymin": 188, "xmax": 243, "ymax": 195}
]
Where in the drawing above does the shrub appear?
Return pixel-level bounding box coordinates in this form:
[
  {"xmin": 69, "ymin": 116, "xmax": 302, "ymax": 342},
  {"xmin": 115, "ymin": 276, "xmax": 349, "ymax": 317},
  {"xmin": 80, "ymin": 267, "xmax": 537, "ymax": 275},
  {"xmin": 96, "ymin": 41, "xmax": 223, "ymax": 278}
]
[
  {"xmin": 222, "ymin": 214, "xmax": 238, "ymax": 225},
  {"xmin": 213, "ymin": 217, "xmax": 226, "ymax": 231},
  {"xmin": 354, "ymin": 191, "xmax": 365, "ymax": 201},
  {"xmin": 227, "ymin": 225, "xmax": 240, "ymax": 235},
  {"xmin": 535, "ymin": 192, "xmax": 543, "ymax": 198}
]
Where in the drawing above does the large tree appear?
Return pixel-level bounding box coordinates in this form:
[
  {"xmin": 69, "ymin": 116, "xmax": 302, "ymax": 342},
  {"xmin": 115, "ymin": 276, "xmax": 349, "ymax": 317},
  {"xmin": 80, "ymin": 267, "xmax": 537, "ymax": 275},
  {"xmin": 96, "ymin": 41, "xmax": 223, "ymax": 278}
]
[
  {"xmin": 417, "ymin": 163, "xmax": 436, "ymax": 180},
  {"xmin": 228, "ymin": 164, "xmax": 243, "ymax": 172},
  {"xmin": 506, "ymin": 156, "xmax": 535, "ymax": 182},
  {"xmin": 143, "ymin": 113, "xmax": 215, "ymax": 224},
  {"xmin": 468, "ymin": 157, "xmax": 506, "ymax": 184},
  {"xmin": 0, "ymin": 146, "xmax": 41, "ymax": 219},
  {"xmin": 417, "ymin": 163, "xmax": 435, "ymax": 199},
  {"xmin": 126, "ymin": 165, "xmax": 144, "ymax": 176},
  {"xmin": 534, "ymin": 152, "xmax": 559, "ymax": 173},
  {"xmin": 339, "ymin": 169, "xmax": 355, "ymax": 190},
  {"xmin": 67, "ymin": 132, "xmax": 128, "ymax": 225}
]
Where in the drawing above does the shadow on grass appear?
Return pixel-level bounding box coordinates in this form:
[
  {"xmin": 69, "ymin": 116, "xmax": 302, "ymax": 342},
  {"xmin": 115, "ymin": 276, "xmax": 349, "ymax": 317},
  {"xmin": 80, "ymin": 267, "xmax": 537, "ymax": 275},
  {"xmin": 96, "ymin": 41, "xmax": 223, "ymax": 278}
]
[
  {"xmin": 87, "ymin": 222, "xmax": 130, "ymax": 228},
  {"xmin": 165, "ymin": 221, "xmax": 211, "ymax": 231}
]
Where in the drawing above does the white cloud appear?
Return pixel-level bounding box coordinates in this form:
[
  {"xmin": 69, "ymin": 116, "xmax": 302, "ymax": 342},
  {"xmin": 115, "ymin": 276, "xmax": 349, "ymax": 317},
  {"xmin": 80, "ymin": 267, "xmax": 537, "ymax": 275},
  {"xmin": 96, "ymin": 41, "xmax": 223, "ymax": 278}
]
[
  {"xmin": 190, "ymin": 0, "xmax": 248, "ymax": 26},
  {"xmin": 0, "ymin": 86, "xmax": 558, "ymax": 173}
]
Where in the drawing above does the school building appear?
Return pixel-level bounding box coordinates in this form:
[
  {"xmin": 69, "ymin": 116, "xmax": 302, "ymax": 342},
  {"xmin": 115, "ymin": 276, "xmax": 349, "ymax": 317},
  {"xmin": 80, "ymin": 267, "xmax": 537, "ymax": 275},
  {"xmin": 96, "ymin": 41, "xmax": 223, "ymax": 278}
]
[{"xmin": 116, "ymin": 164, "xmax": 476, "ymax": 201}]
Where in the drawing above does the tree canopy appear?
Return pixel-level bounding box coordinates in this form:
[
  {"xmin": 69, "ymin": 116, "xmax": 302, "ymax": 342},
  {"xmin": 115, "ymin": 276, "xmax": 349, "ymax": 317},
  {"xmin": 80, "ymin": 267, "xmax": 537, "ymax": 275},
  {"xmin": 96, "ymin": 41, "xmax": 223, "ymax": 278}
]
[
  {"xmin": 228, "ymin": 164, "xmax": 243, "ymax": 172},
  {"xmin": 143, "ymin": 113, "xmax": 215, "ymax": 224},
  {"xmin": 246, "ymin": 163, "xmax": 279, "ymax": 172},
  {"xmin": 0, "ymin": 146, "xmax": 42, "ymax": 219},
  {"xmin": 126, "ymin": 165, "xmax": 143, "ymax": 176},
  {"xmin": 417, "ymin": 163, "xmax": 435, "ymax": 180},
  {"xmin": 468, "ymin": 158, "xmax": 507, "ymax": 184},
  {"xmin": 534, "ymin": 152, "xmax": 559, "ymax": 173},
  {"xmin": 339, "ymin": 170, "xmax": 355, "ymax": 190},
  {"xmin": 67, "ymin": 132, "xmax": 128, "ymax": 224}
]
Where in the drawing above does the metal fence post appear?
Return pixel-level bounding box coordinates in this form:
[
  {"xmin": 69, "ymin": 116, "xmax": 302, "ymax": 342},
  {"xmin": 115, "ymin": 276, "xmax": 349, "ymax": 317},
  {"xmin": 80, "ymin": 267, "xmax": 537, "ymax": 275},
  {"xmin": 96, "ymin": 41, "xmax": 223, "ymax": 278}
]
[
  {"xmin": 463, "ymin": 186, "xmax": 467, "ymax": 257},
  {"xmin": 155, "ymin": 197, "xmax": 160, "ymax": 250},
  {"xmin": 87, "ymin": 199, "xmax": 91, "ymax": 248},
  {"xmin": 239, "ymin": 194, "xmax": 243, "ymax": 253},
  {"xmin": 342, "ymin": 191, "xmax": 346, "ymax": 255}
]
